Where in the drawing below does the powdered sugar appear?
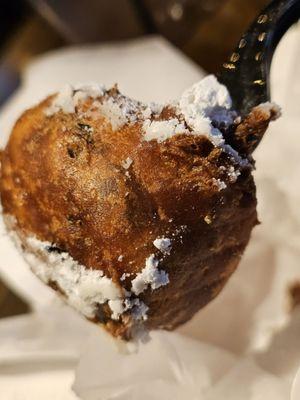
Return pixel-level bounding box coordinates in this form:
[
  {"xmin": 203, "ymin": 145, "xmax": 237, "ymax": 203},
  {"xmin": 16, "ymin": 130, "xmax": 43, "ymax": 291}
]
[
  {"xmin": 212, "ymin": 178, "xmax": 227, "ymax": 191},
  {"xmin": 143, "ymin": 118, "xmax": 187, "ymax": 142},
  {"xmin": 120, "ymin": 272, "xmax": 131, "ymax": 281},
  {"xmin": 3, "ymin": 210, "xmax": 171, "ymax": 326},
  {"xmin": 44, "ymin": 82, "xmax": 139, "ymax": 131},
  {"xmin": 23, "ymin": 236, "xmax": 125, "ymax": 319},
  {"xmin": 153, "ymin": 237, "xmax": 172, "ymax": 255},
  {"xmin": 141, "ymin": 103, "xmax": 163, "ymax": 119},
  {"xmin": 97, "ymin": 98, "xmax": 129, "ymax": 130},
  {"xmin": 108, "ymin": 299, "xmax": 125, "ymax": 320},
  {"xmin": 227, "ymin": 166, "xmax": 241, "ymax": 183},
  {"xmin": 45, "ymin": 84, "xmax": 75, "ymax": 116},
  {"xmin": 124, "ymin": 298, "xmax": 149, "ymax": 321},
  {"xmin": 179, "ymin": 75, "xmax": 233, "ymax": 136},
  {"xmin": 74, "ymin": 82, "xmax": 105, "ymax": 102},
  {"xmin": 45, "ymin": 83, "xmax": 105, "ymax": 116},
  {"xmin": 43, "ymin": 78, "xmax": 278, "ymax": 167},
  {"xmin": 131, "ymin": 254, "xmax": 169, "ymax": 295},
  {"xmin": 180, "ymin": 75, "xmax": 232, "ymax": 121},
  {"xmin": 255, "ymin": 102, "xmax": 282, "ymax": 119},
  {"xmin": 142, "ymin": 75, "xmax": 234, "ymax": 146},
  {"xmin": 3, "ymin": 222, "xmax": 151, "ymax": 323},
  {"xmin": 45, "ymin": 77, "xmax": 235, "ymax": 148},
  {"xmin": 221, "ymin": 144, "xmax": 251, "ymax": 168},
  {"xmin": 204, "ymin": 215, "xmax": 212, "ymax": 224}
]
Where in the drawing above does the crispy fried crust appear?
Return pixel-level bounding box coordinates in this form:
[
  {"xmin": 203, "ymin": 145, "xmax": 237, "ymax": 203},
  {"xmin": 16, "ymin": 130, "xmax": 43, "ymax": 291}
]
[{"xmin": 0, "ymin": 92, "xmax": 265, "ymax": 339}]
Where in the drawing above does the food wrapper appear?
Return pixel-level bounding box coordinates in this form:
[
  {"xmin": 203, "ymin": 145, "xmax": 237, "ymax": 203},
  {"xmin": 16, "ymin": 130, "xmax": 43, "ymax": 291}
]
[{"xmin": 0, "ymin": 28, "xmax": 300, "ymax": 399}]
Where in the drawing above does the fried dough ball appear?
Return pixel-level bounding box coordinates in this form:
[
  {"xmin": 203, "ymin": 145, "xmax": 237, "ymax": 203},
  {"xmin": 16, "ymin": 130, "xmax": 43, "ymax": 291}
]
[{"xmin": 0, "ymin": 78, "xmax": 280, "ymax": 339}]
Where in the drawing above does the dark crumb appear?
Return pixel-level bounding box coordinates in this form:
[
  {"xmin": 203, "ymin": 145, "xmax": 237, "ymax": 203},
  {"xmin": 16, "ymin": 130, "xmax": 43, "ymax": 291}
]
[
  {"xmin": 45, "ymin": 245, "xmax": 64, "ymax": 254},
  {"xmin": 180, "ymin": 138, "xmax": 214, "ymax": 157},
  {"xmin": 48, "ymin": 280, "xmax": 60, "ymax": 292},
  {"xmin": 96, "ymin": 303, "xmax": 111, "ymax": 324},
  {"xmin": 106, "ymin": 84, "xmax": 119, "ymax": 97},
  {"xmin": 288, "ymin": 281, "xmax": 300, "ymax": 311},
  {"xmin": 77, "ymin": 123, "xmax": 93, "ymax": 133},
  {"xmin": 67, "ymin": 214, "xmax": 83, "ymax": 226},
  {"xmin": 77, "ymin": 123, "xmax": 94, "ymax": 144},
  {"xmin": 67, "ymin": 147, "xmax": 76, "ymax": 158}
]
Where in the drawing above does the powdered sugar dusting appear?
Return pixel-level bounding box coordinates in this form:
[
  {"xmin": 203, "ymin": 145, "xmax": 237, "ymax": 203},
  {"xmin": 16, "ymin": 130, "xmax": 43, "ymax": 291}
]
[
  {"xmin": 221, "ymin": 144, "xmax": 251, "ymax": 168},
  {"xmin": 180, "ymin": 75, "xmax": 232, "ymax": 122},
  {"xmin": 98, "ymin": 98, "xmax": 129, "ymax": 130},
  {"xmin": 227, "ymin": 166, "xmax": 241, "ymax": 183},
  {"xmin": 4, "ymin": 220, "xmax": 150, "ymax": 323},
  {"xmin": 143, "ymin": 118, "xmax": 187, "ymax": 142},
  {"xmin": 108, "ymin": 299, "xmax": 125, "ymax": 320},
  {"xmin": 141, "ymin": 103, "xmax": 163, "ymax": 119},
  {"xmin": 212, "ymin": 178, "xmax": 227, "ymax": 191},
  {"xmin": 44, "ymin": 83, "xmax": 140, "ymax": 131},
  {"xmin": 44, "ymin": 78, "xmax": 278, "ymax": 167},
  {"xmin": 45, "ymin": 84, "xmax": 75, "ymax": 116},
  {"xmin": 73, "ymin": 83, "xmax": 105, "ymax": 106},
  {"xmin": 124, "ymin": 298, "xmax": 149, "ymax": 321},
  {"xmin": 142, "ymin": 75, "xmax": 233, "ymax": 145},
  {"xmin": 23, "ymin": 236, "xmax": 124, "ymax": 320},
  {"xmin": 153, "ymin": 237, "xmax": 172, "ymax": 255},
  {"xmin": 120, "ymin": 272, "xmax": 131, "ymax": 281},
  {"xmin": 179, "ymin": 75, "xmax": 233, "ymax": 137},
  {"xmin": 254, "ymin": 102, "xmax": 282, "ymax": 120},
  {"xmin": 131, "ymin": 254, "xmax": 169, "ymax": 295},
  {"xmin": 45, "ymin": 83, "xmax": 105, "ymax": 116},
  {"xmin": 97, "ymin": 92, "xmax": 140, "ymax": 130},
  {"xmin": 45, "ymin": 77, "xmax": 236, "ymax": 147},
  {"xmin": 204, "ymin": 215, "xmax": 212, "ymax": 224}
]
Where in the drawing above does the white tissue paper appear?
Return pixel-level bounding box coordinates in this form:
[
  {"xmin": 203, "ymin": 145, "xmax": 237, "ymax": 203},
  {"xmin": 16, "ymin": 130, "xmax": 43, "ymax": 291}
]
[{"xmin": 0, "ymin": 27, "xmax": 300, "ymax": 400}]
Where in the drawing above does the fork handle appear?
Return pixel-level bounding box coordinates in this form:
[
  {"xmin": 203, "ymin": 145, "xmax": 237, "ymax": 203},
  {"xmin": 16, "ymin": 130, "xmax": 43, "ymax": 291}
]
[{"xmin": 219, "ymin": 0, "xmax": 300, "ymax": 116}]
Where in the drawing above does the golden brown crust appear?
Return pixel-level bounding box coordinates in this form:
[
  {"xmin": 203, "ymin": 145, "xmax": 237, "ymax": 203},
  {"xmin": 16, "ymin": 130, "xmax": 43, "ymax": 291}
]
[
  {"xmin": 0, "ymin": 90, "xmax": 261, "ymax": 339},
  {"xmin": 226, "ymin": 103, "xmax": 280, "ymax": 155}
]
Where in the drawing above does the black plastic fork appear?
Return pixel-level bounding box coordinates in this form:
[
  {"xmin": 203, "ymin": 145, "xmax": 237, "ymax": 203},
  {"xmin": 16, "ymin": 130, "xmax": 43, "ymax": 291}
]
[{"xmin": 219, "ymin": 0, "xmax": 300, "ymax": 121}]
